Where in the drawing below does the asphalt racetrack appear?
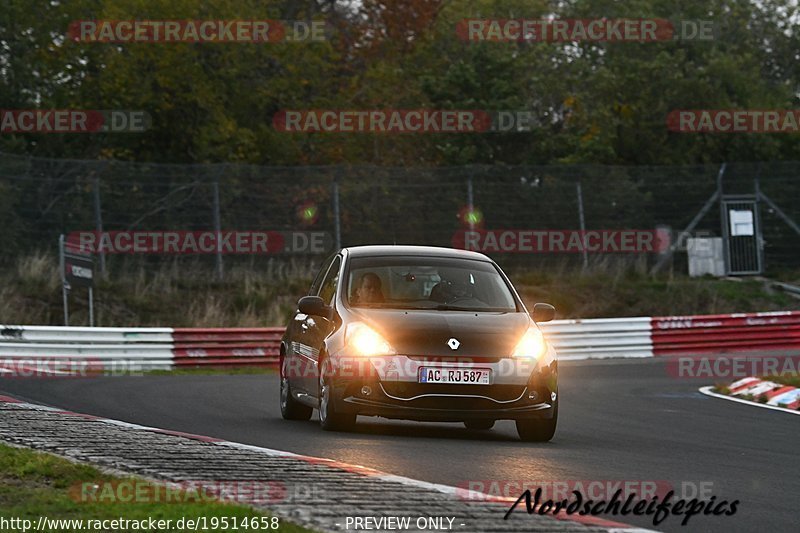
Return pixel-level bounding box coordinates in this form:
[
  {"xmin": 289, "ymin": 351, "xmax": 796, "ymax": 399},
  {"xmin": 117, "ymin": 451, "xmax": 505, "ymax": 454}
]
[{"xmin": 2, "ymin": 358, "xmax": 797, "ymax": 533}]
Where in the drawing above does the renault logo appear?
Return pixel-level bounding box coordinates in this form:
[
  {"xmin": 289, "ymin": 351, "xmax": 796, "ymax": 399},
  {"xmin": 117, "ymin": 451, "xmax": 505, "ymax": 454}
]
[{"xmin": 447, "ymin": 338, "xmax": 460, "ymax": 350}]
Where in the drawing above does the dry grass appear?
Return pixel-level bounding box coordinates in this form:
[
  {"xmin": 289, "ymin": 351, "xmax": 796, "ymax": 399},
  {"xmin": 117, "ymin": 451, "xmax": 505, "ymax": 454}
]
[
  {"xmin": 767, "ymin": 373, "xmax": 800, "ymax": 388},
  {"xmin": 508, "ymin": 257, "xmax": 797, "ymax": 319},
  {"xmin": 0, "ymin": 253, "xmax": 317, "ymax": 327},
  {"xmin": 16, "ymin": 251, "xmax": 60, "ymax": 289},
  {"xmin": 0, "ymin": 252, "xmax": 797, "ymax": 326}
]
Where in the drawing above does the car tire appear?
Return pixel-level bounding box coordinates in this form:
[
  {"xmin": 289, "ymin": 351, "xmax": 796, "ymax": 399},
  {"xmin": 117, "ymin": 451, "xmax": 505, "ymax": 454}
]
[
  {"xmin": 280, "ymin": 363, "xmax": 313, "ymax": 421},
  {"xmin": 318, "ymin": 358, "xmax": 356, "ymax": 432},
  {"xmin": 516, "ymin": 403, "xmax": 558, "ymax": 442},
  {"xmin": 464, "ymin": 419, "xmax": 495, "ymax": 430}
]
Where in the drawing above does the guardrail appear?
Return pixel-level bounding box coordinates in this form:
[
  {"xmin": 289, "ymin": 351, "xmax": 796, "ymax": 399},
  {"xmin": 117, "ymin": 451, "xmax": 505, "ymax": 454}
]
[
  {"xmin": 651, "ymin": 311, "xmax": 800, "ymax": 355},
  {"xmin": 172, "ymin": 328, "xmax": 283, "ymax": 367},
  {"xmin": 0, "ymin": 325, "xmax": 174, "ymax": 371},
  {"xmin": 2, "ymin": 310, "xmax": 799, "ymax": 372},
  {"xmin": 538, "ymin": 317, "xmax": 653, "ymax": 361}
]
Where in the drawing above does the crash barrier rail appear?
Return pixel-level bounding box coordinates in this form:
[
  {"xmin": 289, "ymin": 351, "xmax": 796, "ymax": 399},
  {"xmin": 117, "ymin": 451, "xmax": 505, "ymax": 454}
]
[
  {"xmin": 1, "ymin": 310, "xmax": 799, "ymax": 371},
  {"xmin": 537, "ymin": 317, "xmax": 654, "ymax": 361},
  {"xmin": 651, "ymin": 311, "xmax": 800, "ymax": 355},
  {"xmin": 171, "ymin": 328, "xmax": 283, "ymax": 367},
  {"xmin": 0, "ymin": 325, "xmax": 174, "ymax": 371}
]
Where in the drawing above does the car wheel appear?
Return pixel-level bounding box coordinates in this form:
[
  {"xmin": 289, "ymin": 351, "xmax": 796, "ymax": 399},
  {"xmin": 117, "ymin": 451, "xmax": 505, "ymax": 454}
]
[
  {"xmin": 516, "ymin": 403, "xmax": 558, "ymax": 442},
  {"xmin": 280, "ymin": 359, "xmax": 312, "ymax": 421},
  {"xmin": 464, "ymin": 419, "xmax": 495, "ymax": 430},
  {"xmin": 318, "ymin": 358, "xmax": 356, "ymax": 432}
]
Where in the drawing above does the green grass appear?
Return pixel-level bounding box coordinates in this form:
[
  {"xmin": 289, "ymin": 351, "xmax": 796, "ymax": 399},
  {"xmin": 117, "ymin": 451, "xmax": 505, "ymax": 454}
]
[
  {"xmin": 765, "ymin": 373, "xmax": 800, "ymax": 388},
  {"xmin": 0, "ymin": 443, "xmax": 315, "ymax": 533},
  {"xmin": 712, "ymin": 385, "xmax": 730, "ymax": 395}
]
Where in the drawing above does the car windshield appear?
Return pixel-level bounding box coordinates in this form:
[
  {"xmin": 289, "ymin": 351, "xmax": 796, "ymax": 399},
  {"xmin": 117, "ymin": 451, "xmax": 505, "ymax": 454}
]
[{"xmin": 346, "ymin": 255, "xmax": 517, "ymax": 312}]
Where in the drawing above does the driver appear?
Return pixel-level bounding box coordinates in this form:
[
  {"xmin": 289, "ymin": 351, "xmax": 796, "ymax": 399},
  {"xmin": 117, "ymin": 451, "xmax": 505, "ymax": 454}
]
[{"xmin": 352, "ymin": 272, "xmax": 385, "ymax": 304}]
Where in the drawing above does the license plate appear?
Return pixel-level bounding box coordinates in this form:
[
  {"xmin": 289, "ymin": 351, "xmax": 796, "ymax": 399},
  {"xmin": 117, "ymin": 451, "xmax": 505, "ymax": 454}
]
[{"xmin": 418, "ymin": 367, "xmax": 491, "ymax": 385}]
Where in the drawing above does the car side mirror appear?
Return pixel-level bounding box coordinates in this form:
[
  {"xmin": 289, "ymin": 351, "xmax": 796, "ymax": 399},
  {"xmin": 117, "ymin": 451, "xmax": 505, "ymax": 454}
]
[
  {"xmin": 532, "ymin": 303, "xmax": 555, "ymax": 323},
  {"xmin": 298, "ymin": 296, "xmax": 329, "ymax": 317}
]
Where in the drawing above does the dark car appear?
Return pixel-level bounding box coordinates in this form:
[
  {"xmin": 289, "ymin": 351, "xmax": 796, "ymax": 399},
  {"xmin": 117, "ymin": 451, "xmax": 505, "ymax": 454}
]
[{"xmin": 279, "ymin": 245, "xmax": 558, "ymax": 442}]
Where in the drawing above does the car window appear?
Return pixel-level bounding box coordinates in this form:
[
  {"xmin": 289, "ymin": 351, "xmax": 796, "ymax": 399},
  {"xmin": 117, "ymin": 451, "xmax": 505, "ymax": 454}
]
[
  {"xmin": 309, "ymin": 254, "xmax": 336, "ymax": 296},
  {"xmin": 318, "ymin": 256, "xmax": 342, "ymax": 305},
  {"xmin": 345, "ymin": 256, "xmax": 517, "ymax": 312}
]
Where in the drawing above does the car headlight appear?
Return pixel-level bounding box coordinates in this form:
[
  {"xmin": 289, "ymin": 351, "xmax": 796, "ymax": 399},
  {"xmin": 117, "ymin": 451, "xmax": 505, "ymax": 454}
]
[
  {"xmin": 511, "ymin": 325, "xmax": 547, "ymax": 360},
  {"xmin": 345, "ymin": 322, "xmax": 396, "ymax": 356}
]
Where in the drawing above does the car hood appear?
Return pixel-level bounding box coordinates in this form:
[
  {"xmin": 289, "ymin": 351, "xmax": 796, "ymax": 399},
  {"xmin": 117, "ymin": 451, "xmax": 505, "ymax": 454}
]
[{"xmin": 350, "ymin": 308, "xmax": 531, "ymax": 357}]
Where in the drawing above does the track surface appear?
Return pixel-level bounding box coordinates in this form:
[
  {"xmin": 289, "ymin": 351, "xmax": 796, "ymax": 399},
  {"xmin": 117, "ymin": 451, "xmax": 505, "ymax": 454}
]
[{"xmin": 2, "ymin": 358, "xmax": 797, "ymax": 532}]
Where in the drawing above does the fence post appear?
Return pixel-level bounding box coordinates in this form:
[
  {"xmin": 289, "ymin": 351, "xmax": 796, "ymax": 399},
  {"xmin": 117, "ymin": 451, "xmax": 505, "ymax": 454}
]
[
  {"xmin": 212, "ymin": 176, "xmax": 223, "ymax": 280},
  {"xmin": 332, "ymin": 174, "xmax": 342, "ymax": 251},
  {"xmin": 754, "ymin": 167, "xmax": 766, "ymax": 273},
  {"xmin": 576, "ymin": 180, "xmax": 588, "ymax": 269},
  {"xmin": 467, "ymin": 175, "xmax": 474, "ymax": 231},
  {"xmin": 93, "ymin": 175, "xmax": 106, "ymax": 277},
  {"xmin": 88, "ymin": 287, "xmax": 94, "ymax": 327},
  {"xmin": 59, "ymin": 234, "xmax": 69, "ymax": 326}
]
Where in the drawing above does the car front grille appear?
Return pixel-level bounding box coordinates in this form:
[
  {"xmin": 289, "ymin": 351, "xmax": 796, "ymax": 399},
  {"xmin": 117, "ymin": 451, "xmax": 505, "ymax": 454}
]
[
  {"xmin": 380, "ymin": 382, "xmax": 526, "ymax": 405},
  {"xmin": 405, "ymin": 355, "xmax": 505, "ymax": 364}
]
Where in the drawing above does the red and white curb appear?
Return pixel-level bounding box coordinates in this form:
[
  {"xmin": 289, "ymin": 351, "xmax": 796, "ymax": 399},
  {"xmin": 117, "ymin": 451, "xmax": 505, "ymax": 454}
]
[
  {"xmin": 0, "ymin": 395, "xmax": 654, "ymax": 533},
  {"xmin": 699, "ymin": 376, "xmax": 800, "ymax": 416}
]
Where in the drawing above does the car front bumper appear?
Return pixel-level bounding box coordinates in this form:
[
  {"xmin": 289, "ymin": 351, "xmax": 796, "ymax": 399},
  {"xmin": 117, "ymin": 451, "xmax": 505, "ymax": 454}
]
[
  {"xmin": 329, "ymin": 349, "xmax": 558, "ymax": 422},
  {"xmin": 339, "ymin": 390, "xmax": 555, "ymax": 422}
]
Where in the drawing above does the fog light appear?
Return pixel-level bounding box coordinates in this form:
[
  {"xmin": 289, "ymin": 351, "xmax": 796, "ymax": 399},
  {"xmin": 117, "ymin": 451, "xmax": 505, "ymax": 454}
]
[
  {"xmin": 361, "ymin": 386, "xmax": 372, "ymax": 396},
  {"xmin": 528, "ymin": 391, "xmax": 538, "ymax": 401},
  {"xmin": 551, "ymin": 392, "xmax": 557, "ymax": 402}
]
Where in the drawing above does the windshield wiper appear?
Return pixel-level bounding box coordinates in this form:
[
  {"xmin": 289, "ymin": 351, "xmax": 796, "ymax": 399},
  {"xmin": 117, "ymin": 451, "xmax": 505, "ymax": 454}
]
[
  {"xmin": 353, "ymin": 302, "xmax": 426, "ymax": 309},
  {"xmin": 435, "ymin": 304, "xmax": 511, "ymax": 312},
  {"xmin": 354, "ymin": 303, "xmax": 511, "ymax": 312}
]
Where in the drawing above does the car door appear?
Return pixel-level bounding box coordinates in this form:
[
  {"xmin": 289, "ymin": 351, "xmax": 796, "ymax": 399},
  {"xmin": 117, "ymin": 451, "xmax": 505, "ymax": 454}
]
[
  {"xmin": 299, "ymin": 255, "xmax": 341, "ymax": 395},
  {"xmin": 287, "ymin": 254, "xmax": 334, "ymax": 394}
]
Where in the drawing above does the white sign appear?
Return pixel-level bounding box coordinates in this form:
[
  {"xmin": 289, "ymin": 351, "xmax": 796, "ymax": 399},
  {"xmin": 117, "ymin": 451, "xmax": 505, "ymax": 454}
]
[{"xmin": 729, "ymin": 209, "xmax": 754, "ymax": 236}]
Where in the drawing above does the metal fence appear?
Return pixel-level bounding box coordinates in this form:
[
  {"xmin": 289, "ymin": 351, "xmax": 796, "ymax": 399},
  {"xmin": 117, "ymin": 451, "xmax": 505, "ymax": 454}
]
[{"xmin": 1, "ymin": 151, "xmax": 799, "ymax": 274}]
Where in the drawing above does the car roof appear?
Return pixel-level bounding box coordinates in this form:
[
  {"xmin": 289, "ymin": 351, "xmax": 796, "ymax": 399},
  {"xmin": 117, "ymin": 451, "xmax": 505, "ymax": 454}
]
[{"xmin": 342, "ymin": 245, "xmax": 492, "ymax": 262}]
